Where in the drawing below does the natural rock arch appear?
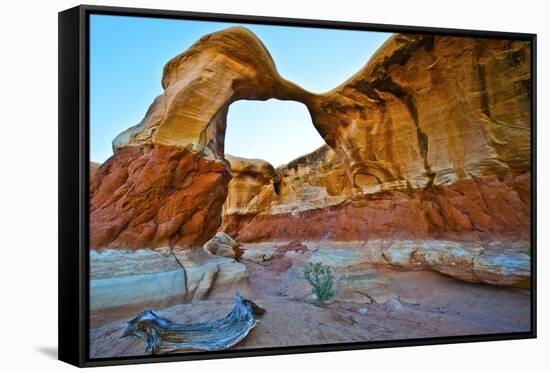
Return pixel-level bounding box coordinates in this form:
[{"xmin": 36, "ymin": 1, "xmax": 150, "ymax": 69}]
[
  {"xmin": 90, "ymin": 27, "xmax": 321, "ymax": 249},
  {"xmin": 112, "ymin": 27, "xmax": 317, "ymax": 162},
  {"xmin": 90, "ymin": 27, "xmax": 531, "ymax": 250}
]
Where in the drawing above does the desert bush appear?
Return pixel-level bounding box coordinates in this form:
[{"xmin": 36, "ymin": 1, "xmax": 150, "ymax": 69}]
[{"xmin": 304, "ymin": 262, "xmax": 335, "ymax": 306}]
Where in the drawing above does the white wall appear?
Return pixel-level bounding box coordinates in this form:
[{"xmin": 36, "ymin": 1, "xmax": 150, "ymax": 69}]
[{"xmin": 0, "ymin": 0, "xmax": 546, "ymax": 371}]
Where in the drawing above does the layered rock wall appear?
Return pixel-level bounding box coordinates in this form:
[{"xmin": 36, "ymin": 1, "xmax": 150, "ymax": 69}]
[
  {"xmin": 91, "ymin": 27, "xmax": 531, "ymax": 250},
  {"xmin": 221, "ymin": 34, "xmax": 531, "ymax": 244},
  {"xmin": 222, "ymin": 169, "xmax": 530, "ymax": 243},
  {"xmin": 308, "ymin": 35, "xmax": 531, "ymax": 192}
]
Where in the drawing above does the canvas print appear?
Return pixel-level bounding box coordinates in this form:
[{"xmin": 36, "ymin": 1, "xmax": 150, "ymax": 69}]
[{"xmin": 88, "ymin": 14, "xmax": 532, "ymax": 358}]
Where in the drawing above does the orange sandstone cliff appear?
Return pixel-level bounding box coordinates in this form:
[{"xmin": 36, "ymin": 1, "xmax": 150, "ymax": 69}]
[
  {"xmin": 221, "ymin": 34, "xmax": 531, "ymax": 244},
  {"xmin": 90, "ymin": 28, "xmax": 531, "ymax": 250}
]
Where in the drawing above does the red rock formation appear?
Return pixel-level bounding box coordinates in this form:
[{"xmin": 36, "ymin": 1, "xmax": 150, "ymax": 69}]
[
  {"xmin": 90, "ymin": 161, "xmax": 101, "ymax": 182},
  {"xmin": 90, "ymin": 27, "xmax": 309, "ymax": 249},
  {"xmin": 222, "ymin": 172, "xmax": 530, "ymax": 243},
  {"xmin": 91, "ymin": 27, "xmax": 531, "ymax": 253},
  {"xmin": 221, "ymin": 34, "xmax": 531, "ymax": 245},
  {"xmin": 90, "ymin": 145, "xmax": 230, "ymax": 249}
]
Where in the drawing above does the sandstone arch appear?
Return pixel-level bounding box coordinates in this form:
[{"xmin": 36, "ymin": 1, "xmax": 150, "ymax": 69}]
[
  {"xmin": 90, "ymin": 27, "xmax": 531, "ymax": 250},
  {"xmin": 90, "ymin": 27, "xmax": 318, "ymax": 249},
  {"xmin": 112, "ymin": 27, "xmax": 316, "ymax": 162}
]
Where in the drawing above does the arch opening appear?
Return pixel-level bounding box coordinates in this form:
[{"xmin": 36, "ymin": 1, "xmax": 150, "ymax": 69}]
[{"xmin": 225, "ymin": 99, "xmax": 326, "ymax": 168}]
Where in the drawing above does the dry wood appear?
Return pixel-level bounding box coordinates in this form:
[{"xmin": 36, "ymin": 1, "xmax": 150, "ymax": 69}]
[{"xmin": 121, "ymin": 293, "xmax": 265, "ymax": 354}]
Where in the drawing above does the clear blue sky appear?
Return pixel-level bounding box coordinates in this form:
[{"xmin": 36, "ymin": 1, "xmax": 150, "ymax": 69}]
[{"xmin": 90, "ymin": 15, "xmax": 390, "ymax": 166}]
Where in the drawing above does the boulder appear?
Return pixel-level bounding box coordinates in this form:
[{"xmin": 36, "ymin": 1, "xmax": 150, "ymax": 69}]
[
  {"xmin": 171, "ymin": 247, "xmax": 250, "ymax": 300},
  {"xmin": 203, "ymin": 232, "xmax": 242, "ymax": 259}
]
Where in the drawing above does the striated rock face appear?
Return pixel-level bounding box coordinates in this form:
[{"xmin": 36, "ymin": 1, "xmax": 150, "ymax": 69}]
[
  {"xmin": 89, "ymin": 248, "xmax": 250, "ymax": 325},
  {"xmin": 307, "ymin": 34, "xmax": 531, "ymax": 192},
  {"xmin": 221, "ymin": 146, "xmax": 352, "ymax": 228},
  {"xmin": 223, "ymin": 171, "xmax": 530, "ymax": 243},
  {"xmin": 91, "ymin": 26, "xmax": 531, "ymax": 268},
  {"xmin": 221, "ymin": 33, "xmax": 531, "ymax": 247}
]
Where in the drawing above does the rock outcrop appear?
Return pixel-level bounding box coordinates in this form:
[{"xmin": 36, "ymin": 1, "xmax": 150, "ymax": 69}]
[
  {"xmin": 90, "ymin": 249, "xmax": 186, "ymax": 315},
  {"xmin": 221, "ymin": 34, "xmax": 531, "ymax": 246},
  {"xmin": 90, "ymin": 146, "xmax": 230, "ymax": 249},
  {"xmin": 90, "ymin": 27, "xmax": 311, "ymax": 250},
  {"xmin": 90, "ymin": 248, "xmax": 250, "ymax": 324},
  {"xmin": 203, "ymin": 232, "xmax": 242, "ymax": 259},
  {"xmin": 222, "ymin": 171, "xmax": 530, "ymax": 243},
  {"xmin": 91, "ymin": 27, "xmax": 531, "ymax": 265},
  {"xmin": 241, "ymin": 240, "xmax": 530, "ymax": 290},
  {"xmin": 223, "ymin": 155, "xmax": 281, "ymax": 217},
  {"xmin": 309, "ymin": 34, "xmax": 531, "ymax": 192}
]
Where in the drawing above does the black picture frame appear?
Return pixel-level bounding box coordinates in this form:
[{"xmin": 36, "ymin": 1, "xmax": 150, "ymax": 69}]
[{"xmin": 58, "ymin": 4, "xmax": 537, "ymax": 368}]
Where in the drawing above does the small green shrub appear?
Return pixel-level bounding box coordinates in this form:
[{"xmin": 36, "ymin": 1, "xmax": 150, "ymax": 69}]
[{"xmin": 304, "ymin": 262, "xmax": 335, "ymax": 306}]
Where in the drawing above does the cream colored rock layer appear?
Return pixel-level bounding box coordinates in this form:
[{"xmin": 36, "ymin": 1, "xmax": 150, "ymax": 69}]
[
  {"xmin": 241, "ymin": 240, "xmax": 530, "ymax": 289},
  {"xmin": 112, "ymin": 27, "xmax": 530, "ymax": 200}
]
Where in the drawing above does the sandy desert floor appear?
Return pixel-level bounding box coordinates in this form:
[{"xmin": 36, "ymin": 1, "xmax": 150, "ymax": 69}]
[{"xmin": 89, "ymin": 242, "xmax": 530, "ymax": 359}]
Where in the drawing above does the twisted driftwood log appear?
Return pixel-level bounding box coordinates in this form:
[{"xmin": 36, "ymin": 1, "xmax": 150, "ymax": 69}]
[{"xmin": 121, "ymin": 293, "xmax": 265, "ymax": 354}]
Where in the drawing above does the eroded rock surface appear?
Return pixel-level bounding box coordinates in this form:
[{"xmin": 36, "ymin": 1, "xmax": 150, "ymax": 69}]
[
  {"xmin": 223, "ymin": 172, "xmax": 531, "ymax": 244},
  {"xmin": 220, "ymin": 33, "xmax": 531, "ymax": 247},
  {"xmin": 89, "ymin": 248, "xmax": 249, "ymax": 326},
  {"xmin": 90, "ymin": 146, "xmax": 230, "ymax": 249},
  {"xmin": 90, "ymin": 27, "xmax": 311, "ymax": 250},
  {"xmin": 241, "ymin": 240, "xmax": 530, "ymax": 291},
  {"xmin": 203, "ymin": 231, "xmax": 242, "ymax": 259},
  {"xmin": 89, "ymin": 28, "xmax": 531, "ymax": 288},
  {"xmin": 311, "ymin": 35, "xmax": 530, "ymax": 191}
]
